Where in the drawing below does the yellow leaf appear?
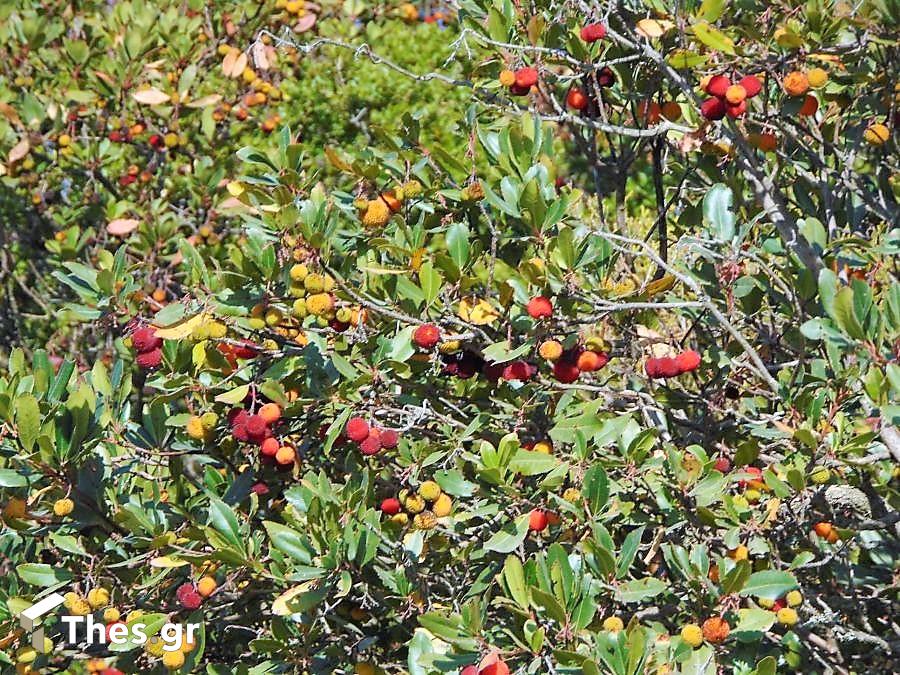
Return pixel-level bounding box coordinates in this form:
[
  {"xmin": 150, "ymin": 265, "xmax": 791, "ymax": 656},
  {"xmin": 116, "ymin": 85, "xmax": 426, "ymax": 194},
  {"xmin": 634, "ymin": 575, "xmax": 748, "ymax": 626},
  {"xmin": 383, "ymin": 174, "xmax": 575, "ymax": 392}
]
[
  {"xmin": 636, "ymin": 19, "xmax": 674, "ymax": 38},
  {"xmin": 132, "ymin": 88, "xmax": 171, "ymax": 105},
  {"xmin": 149, "ymin": 556, "xmax": 190, "ymax": 568},
  {"xmin": 458, "ymin": 296, "xmax": 500, "ymax": 325},
  {"xmin": 643, "ymin": 274, "xmax": 676, "ymax": 298},
  {"xmin": 226, "ymin": 181, "xmax": 245, "ymax": 196},
  {"xmin": 222, "ymin": 50, "xmax": 248, "ymax": 78},
  {"xmin": 272, "ymin": 583, "xmax": 314, "ymax": 616},
  {"xmin": 152, "ymin": 313, "xmax": 207, "ymax": 340},
  {"xmin": 324, "ymin": 146, "xmax": 353, "ymax": 173}
]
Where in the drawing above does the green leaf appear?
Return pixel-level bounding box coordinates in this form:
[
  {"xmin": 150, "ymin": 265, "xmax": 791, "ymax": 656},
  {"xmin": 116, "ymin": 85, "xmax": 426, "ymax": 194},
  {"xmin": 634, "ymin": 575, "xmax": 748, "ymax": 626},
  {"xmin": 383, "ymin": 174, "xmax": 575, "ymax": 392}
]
[
  {"xmin": 703, "ymin": 184, "xmax": 736, "ymax": 241},
  {"xmin": 484, "ymin": 514, "xmax": 529, "ymax": 553},
  {"xmin": 582, "ymin": 464, "xmax": 610, "ymax": 514},
  {"xmin": 739, "ymin": 570, "xmax": 799, "ymax": 600},
  {"xmin": 446, "ymin": 222, "xmax": 470, "ymax": 270},
  {"xmin": 833, "ymin": 286, "xmax": 865, "ymax": 340},
  {"xmin": 509, "ymin": 449, "xmax": 559, "ymax": 476},
  {"xmin": 503, "ymin": 555, "xmax": 530, "ymax": 609},
  {"xmin": 264, "ymin": 521, "xmax": 314, "ymax": 564},
  {"xmin": 15, "ymin": 394, "xmax": 40, "ymax": 453},
  {"xmin": 0, "ymin": 468, "xmax": 28, "ymax": 487},
  {"xmin": 208, "ymin": 497, "xmax": 243, "ymax": 551},
  {"xmin": 17, "ymin": 563, "xmax": 73, "ymax": 587},
  {"xmin": 614, "ymin": 577, "xmax": 667, "ymax": 602},
  {"xmin": 721, "ymin": 560, "xmax": 751, "ymax": 595},
  {"xmin": 732, "ymin": 607, "xmax": 776, "ymax": 641}
]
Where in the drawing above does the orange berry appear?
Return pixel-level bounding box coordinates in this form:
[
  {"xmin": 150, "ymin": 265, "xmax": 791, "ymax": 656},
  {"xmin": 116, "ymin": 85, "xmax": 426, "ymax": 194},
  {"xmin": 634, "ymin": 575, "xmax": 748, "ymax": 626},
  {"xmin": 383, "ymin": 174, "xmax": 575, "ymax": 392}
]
[
  {"xmin": 197, "ymin": 576, "xmax": 217, "ymax": 598},
  {"xmin": 799, "ymin": 94, "xmax": 819, "ymax": 116},
  {"xmin": 259, "ymin": 403, "xmax": 282, "ymax": 424},
  {"xmin": 783, "ymin": 71, "xmax": 809, "ymax": 97},
  {"xmin": 725, "ymin": 85, "xmax": 747, "ymax": 105},
  {"xmin": 539, "ymin": 340, "xmax": 563, "ymax": 361},
  {"xmin": 660, "ymin": 101, "xmax": 682, "ymax": 121},
  {"xmin": 701, "ymin": 616, "xmax": 730, "ymax": 644},
  {"xmin": 275, "ymin": 445, "xmax": 296, "ymax": 465}
]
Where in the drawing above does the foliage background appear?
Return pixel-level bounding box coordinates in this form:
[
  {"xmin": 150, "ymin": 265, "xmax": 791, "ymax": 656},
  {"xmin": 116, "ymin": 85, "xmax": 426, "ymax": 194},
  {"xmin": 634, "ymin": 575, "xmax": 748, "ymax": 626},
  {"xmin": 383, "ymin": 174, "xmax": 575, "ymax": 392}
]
[{"xmin": 0, "ymin": 0, "xmax": 898, "ymax": 674}]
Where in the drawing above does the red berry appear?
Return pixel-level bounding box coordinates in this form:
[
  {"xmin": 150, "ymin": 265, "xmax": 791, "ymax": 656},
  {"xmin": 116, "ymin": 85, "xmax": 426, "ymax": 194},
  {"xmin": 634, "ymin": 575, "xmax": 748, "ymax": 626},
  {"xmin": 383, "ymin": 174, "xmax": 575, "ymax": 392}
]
[
  {"xmin": 526, "ymin": 296, "xmax": 553, "ymax": 319},
  {"xmin": 481, "ymin": 662, "xmax": 510, "ymax": 675},
  {"xmin": 508, "ymin": 83, "xmax": 531, "ymax": 96},
  {"xmin": 739, "ymin": 75, "xmax": 762, "ymax": 98},
  {"xmin": 553, "ymin": 360, "xmax": 580, "ymax": 383},
  {"xmin": 181, "ymin": 591, "xmax": 202, "ymax": 610},
  {"xmin": 529, "ymin": 509, "xmax": 549, "ymax": 532},
  {"xmin": 566, "ymin": 87, "xmax": 588, "ymax": 110},
  {"xmin": 379, "ymin": 428, "xmax": 399, "ymax": 449},
  {"xmin": 675, "ymin": 349, "xmax": 701, "ymax": 373},
  {"xmin": 597, "ymin": 67, "xmax": 616, "ymax": 87},
  {"xmin": 346, "ymin": 417, "xmax": 370, "ymax": 442},
  {"xmin": 700, "ymin": 97, "xmax": 727, "ymax": 121},
  {"xmin": 461, "ymin": 667, "xmax": 479, "ymax": 675},
  {"xmin": 176, "ymin": 583, "xmax": 196, "ymax": 601},
  {"xmin": 245, "ymin": 414, "xmax": 267, "ymax": 440},
  {"xmin": 260, "ymin": 437, "xmax": 279, "ymax": 457},
  {"xmin": 726, "ymin": 99, "xmax": 748, "ymax": 118},
  {"xmin": 657, "ymin": 357, "xmax": 681, "ymax": 378},
  {"xmin": 251, "ymin": 482, "xmax": 269, "ymax": 495},
  {"xmin": 515, "ymin": 67, "xmax": 538, "ymax": 88},
  {"xmin": 380, "ymin": 498, "xmax": 401, "ymax": 515},
  {"xmin": 413, "ymin": 323, "xmax": 441, "ymax": 349},
  {"xmin": 645, "ymin": 358, "xmax": 660, "ymax": 378},
  {"xmin": 101, "ymin": 669, "xmax": 125, "ymax": 675},
  {"xmin": 580, "ymin": 22, "xmax": 607, "ymax": 42},
  {"xmin": 135, "ymin": 348, "xmax": 162, "ymax": 369},
  {"xmin": 501, "ymin": 360, "xmax": 536, "ymax": 382},
  {"xmin": 714, "ymin": 456, "xmax": 731, "ymax": 473},
  {"xmin": 705, "ymin": 75, "xmax": 731, "ymax": 98},
  {"xmin": 132, "ymin": 326, "xmax": 162, "ymax": 353},
  {"xmin": 359, "ymin": 430, "xmax": 382, "ymax": 456}
]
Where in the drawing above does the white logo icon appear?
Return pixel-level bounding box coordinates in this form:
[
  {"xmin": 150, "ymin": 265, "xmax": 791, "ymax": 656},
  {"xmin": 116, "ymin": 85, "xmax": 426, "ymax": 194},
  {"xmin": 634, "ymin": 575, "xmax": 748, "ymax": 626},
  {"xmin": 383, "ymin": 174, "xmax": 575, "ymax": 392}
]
[{"xmin": 19, "ymin": 593, "xmax": 66, "ymax": 652}]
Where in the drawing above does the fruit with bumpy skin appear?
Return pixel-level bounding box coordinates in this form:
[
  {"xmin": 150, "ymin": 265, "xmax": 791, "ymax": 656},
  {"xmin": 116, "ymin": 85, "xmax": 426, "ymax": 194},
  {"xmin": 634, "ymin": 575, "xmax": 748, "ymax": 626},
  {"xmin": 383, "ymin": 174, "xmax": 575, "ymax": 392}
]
[
  {"xmin": 786, "ymin": 590, "xmax": 803, "ymax": 606},
  {"xmin": 87, "ymin": 588, "xmax": 110, "ymax": 609},
  {"xmin": 136, "ymin": 348, "xmax": 163, "ymax": 369},
  {"xmin": 361, "ymin": 199, "xmax": 391, "ymax": 228},
  {"xmin": 739, "ymin": 75, "xmax": 762, "ymax": 97},
  {"xmin": 681, "ymin": 623, "xmax": 703, "ymax": 647},
  {"xmin": 499, "ymin": 70, "xmax": 515, "ymax": 87},
  {"xmin": 529, "ymin": 509, "xmax": 549, "ymax": 532},
  {"xmin": 289, "ymin": 263, "xmax": 308, "ymax": 282},
  {"xmin": 414, "ymin": 511, "xmax": 438, "ymax": 530},
  {"xmin": 783, "ymin": 71, "xmax": 809, "ymax": 97},
  {"xmin": 461, "ymin": 667, "xmax": 479, "ymax": 675},
  {"xmin": 359, "ymin": 430, "xmax": 382, "ymax": 455},
  {"xmin": 675, "ymin": 349, "xmax": 701, "ymax": 373},
  {"xmin": 418, "ymin": 480, "xmax": 442, "ymax": 501},
  {"xmin": 776, "ymin": 607, "xmax": 798, "ymax": 626},
  {"xmin": 701, "ymin": 616, "xmax": 730, "ymax": 643},
  {"xmin": 807, "ymin": 67, "xmax": 828, "ymax": 88},
  {"xmin": 515, "ymin": 67, "xmax": 538, "ymax": 88},
  {"xmin": 413, "ymin": 323, "xmax": 441, "ymax": 349},
  {"xmin": 566, "ymin": 87, "xmax": 588, "ymax": 110},
  {"xmin": 54, "ymin": 498, "xmax": 74, "ymax": 516},
  {"xmin": 201, "ymin": 412, "xmax": 218, "ymax": 430},
  {"xmin": 726, "ymin": 99, "xmax": 747, "ymax": 118},
  {"xmin": 132, "ymin": 327, "xmax": 162, "ymax": 352},
  {"xmin": 700, "ymin": 97, "xmax": 727, "ymax": 121},
  {"xmin": 714, "ymin": 456, "xmax": 731, "ymax": 473},
  {"xmin": 186, "ymin": 415, "xmax": 206, "ymax": 440},
  {"xmin": 705, "ymin": 75, "xmax": 731, "ymax": 98},
  {"xmin": 799, "ymin": 95, "xmax": 818, "ymax": 116},
  {"xmin": 553, "ymin": 360, "xmax": 580, "ymax": 383},
  {"xmin": 275, "ymin": 445, "xmax": 296, "ymax": 465},
  {"xmin": 432, "ymin": 493, "xmax": 453, "ymax": 517},
  {"xmin": 379, "ymin": 429, "xmax": 399, "ymax": 449},
  {"xmin": 602, "ymin": 616, "xmax": 624, "ymax": 632},
  {"xmin": 580, "ymin": 23, "xmax": 606, "ymax": 42},
  {"xmin": 864, "ymin": 123, "xmax": 889, "ymax": 146},
  {"xmin": 539, "ymin": 340, "xmax": 563, "ymax": 360},
  {"xmin": 259, "ymin": 403, "xmax": 281, "ymax": 424},
  {"xmin": 346, "ymin": 417, "xmax": 370, "ymax": 442},
  {"xmin": 480, "ymin": 659, "xmax": 510, "ymax": 675},
  {"xmin": 380, "ymin": 498, "xmax": 401, "ymax": 515},
  {"xmin": 197, "ymin": 576, "xmax": 217, "ymax": 598},
  {"xmin": 563, "ymin": 487, "xmax": 581, "ymax": 502},
  {"xmin": 725, "ymin": 85, "xmax": 747, "ymax": 105},
  {"xmin": 162, "ymin": 649, "xmax": 185, "ymax": 670},
  {"xmin": 526, "ymin": 296, "xmax": 553, "ymax": 319}
]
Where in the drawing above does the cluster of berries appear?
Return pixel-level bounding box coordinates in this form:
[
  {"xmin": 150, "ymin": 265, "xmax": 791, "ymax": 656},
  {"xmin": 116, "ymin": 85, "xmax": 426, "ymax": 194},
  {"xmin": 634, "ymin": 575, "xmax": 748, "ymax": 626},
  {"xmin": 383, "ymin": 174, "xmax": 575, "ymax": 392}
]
[
  {"xmin": 499, "ymin": 67, "xmax": 539, "ymax": 96},
  {"xmin": 549, "ymin": 346, "xmax": 610, "ymax": 383},
  {"xmin": 644, "ymin": 349, "xmax": 701, "ymax": 378},
  {"xmin": 700, "ymin": 74, "xmax": 762, "ymax": 120},
  {"xmin": 131, "ymin": 326, "xmax": 163, "ymax": 370},
  {"xmin": 228, "ymin": 403, "xmax": 295, "ymax": 467},
  {"xmin": 345, "ymin": 416, "xmax": 400, "ymax": 456},
  {"xmin": 379, "ymin": 480, "xmax": 453, "ymax": 529}
]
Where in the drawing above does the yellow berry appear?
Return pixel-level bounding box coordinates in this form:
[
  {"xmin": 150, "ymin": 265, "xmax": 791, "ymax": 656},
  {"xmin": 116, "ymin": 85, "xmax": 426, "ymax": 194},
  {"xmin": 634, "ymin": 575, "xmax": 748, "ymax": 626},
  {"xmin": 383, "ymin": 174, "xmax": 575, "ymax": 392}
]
[
  {"xmin": 103, "ymin": 607, "xmax": 121, "ymax": 622},
  {"xmin": 413, "ymin": 511, "xmax": 438, "ymax": 530},
  {"xmin": 680, "ymin": 623, "xmax": 704, "ymax": 647},
  {"xmin": 864, "ymin": 123, "xmax": 890, "ymax": 146},
  {"xmin": 776, "ymin": 607, "xmax": 799, "ymax": 626},
  {"xmin": 417, "ymin": 481, "xmax": 442, "ymax": 502},
  {"xmin": 404, "ymin": 494, "xmax": 426, "ymax": 514},
  {"xmin": 289, "ymin": 264, "xmax": 308, "ymax": 281},
  {"xmin": 144, "ymin": 636, "xmax": 165, "ymax": 657},
  {"xmin": 58, "ymin": 134, "xmax": 72, "ymax": 147},
  {"xmin": 785, "ymin": 590, "xmax": 803, "ymax": 607},
  {"xmin": 603, "ymin": 616, "xmax": 624, "ymax": 632},
  {"xmin": 807, "ymin": 67, "xmax": 828, "ymax": 89},
  {"xmin": 162, "ymin": 648, "xmax": 186, "ymax": 669},
  {"xmin": 432, "ymin": 493, "xmax": 453, "ymax": 518},
  {"xmin": 53, "ymin": 498, "xmax": 75, "ymax": 516},
  {"xmin": 729, "ymin": 545, "xmax": 749, "ymax": 561},
  {"xmin": 186, "ymin": 416, "xmax": 206, "ymax": 440},
  {"xmin": 87, "ymin": 588, "xmax": 110, "ymax": 609}
]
